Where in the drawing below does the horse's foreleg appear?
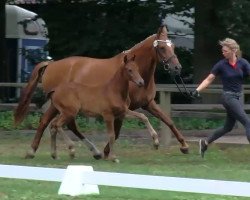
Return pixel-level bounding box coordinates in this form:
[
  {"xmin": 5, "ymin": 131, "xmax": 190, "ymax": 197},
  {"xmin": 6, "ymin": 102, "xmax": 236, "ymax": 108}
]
[
  {"xmin": 125, "ymin": 110, "xmax": 159, "ymax": 149},
  {"xmin": 67, "ymin": 119, "xmax": 102, "ymax": 160},
  {"xmin": 144, "ymin": 100, "xmax": 189, "ymax": 154},
  {"xmin": 103, "ymin": 118, "xmax": 123, "ymax": 158},
  {"xmin": 26, "ymin": 105, "xmax": 58, "ymax": 159}
]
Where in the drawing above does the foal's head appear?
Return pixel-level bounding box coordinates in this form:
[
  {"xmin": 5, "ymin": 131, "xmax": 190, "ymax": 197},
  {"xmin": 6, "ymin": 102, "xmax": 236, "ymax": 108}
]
[
  {"xmin": 123, "ymin": 55, "xmax": 144, "ymax": 87},
  {"xmin": 153, "ymin": 26, "xmax": 182, "ymax": 76}
]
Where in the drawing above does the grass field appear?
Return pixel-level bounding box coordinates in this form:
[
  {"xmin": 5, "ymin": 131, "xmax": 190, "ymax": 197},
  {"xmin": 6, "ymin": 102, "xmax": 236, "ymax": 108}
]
[{"xmin": 0, "ymin": 130, "xmax": 250, "ymax": 200}]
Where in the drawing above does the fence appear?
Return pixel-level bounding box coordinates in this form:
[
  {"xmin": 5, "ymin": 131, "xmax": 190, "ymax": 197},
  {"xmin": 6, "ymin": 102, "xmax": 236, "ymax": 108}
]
[
  {"xmin": 1, "ymin": 164, "xmax": 250, "ymax": 197},
  {"xmin": 3, "ymin": 83, "xmax": 250, "ymax": 113},
  {"xmin": 1, "ymin": 83, "xmax": 250, "ymax": 145}
]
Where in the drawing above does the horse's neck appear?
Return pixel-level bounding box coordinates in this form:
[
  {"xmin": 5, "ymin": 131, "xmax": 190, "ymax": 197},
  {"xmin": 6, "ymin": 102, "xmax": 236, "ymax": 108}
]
[
  {"xmin": 128, "ymin": 35, "xmax": 157, "ymax": 86},
  {"xmin": 108, "ymin": 66, "xmax": 129, "ymax": 100},
  {"xmin": 135, "ymin": 50, "xmax": 156, "ymax": 85}
]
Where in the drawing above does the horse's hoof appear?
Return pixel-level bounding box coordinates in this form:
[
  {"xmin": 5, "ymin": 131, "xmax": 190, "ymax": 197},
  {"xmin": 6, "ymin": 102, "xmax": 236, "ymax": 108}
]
[
  {"xmin": 180, "ymin": 147, "xmax": 189, "ymax": 154},
  {"xmin": 93, "ymin": 153, "xmax": 102, "ymax": 160}
]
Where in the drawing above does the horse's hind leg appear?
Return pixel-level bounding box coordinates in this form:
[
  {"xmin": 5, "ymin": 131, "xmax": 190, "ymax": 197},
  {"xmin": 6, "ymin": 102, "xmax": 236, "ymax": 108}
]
[
  {"xmin": 26, "ymin": 105, "xmax": 58, "ymax": 159},
  {"xmin": 125, "ymin": 110, "xmax": 159, "ymax": 149},
  {"xmin": 67, "ymin": 119, "xmax": 102, "ymax": 160},
  {"xmin": 144, "ymin": 100, "xmax": 189, "ymax": 154},
  {"xmin": 103, "ymin": 118, "xmax": 123, "ymax": 158}
]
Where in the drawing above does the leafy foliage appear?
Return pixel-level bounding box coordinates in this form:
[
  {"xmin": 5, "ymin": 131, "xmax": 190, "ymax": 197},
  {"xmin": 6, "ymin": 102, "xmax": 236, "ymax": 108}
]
[
  {"xmin": 21, "ymin": 2, "xmax": 164, "ymax": 59},
  {"xmin": 19, "ymin": 1, "xmax": 195, "ymax": 84},
  {"xmin": 216, "ymin": 0, "xmax": 250, "ymax": 58}
]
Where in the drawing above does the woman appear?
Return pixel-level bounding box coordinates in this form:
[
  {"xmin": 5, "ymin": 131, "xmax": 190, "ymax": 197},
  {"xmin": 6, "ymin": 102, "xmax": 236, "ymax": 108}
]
[{"xmin": 191, "ymin": 38, "xmax": 250, "ymax": 158}]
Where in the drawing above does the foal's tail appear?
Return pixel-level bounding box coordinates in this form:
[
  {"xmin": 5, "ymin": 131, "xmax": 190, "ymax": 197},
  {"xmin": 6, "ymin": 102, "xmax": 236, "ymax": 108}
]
[{"xmin": 14, "ymin": 61, "xmax": 50, "ymax": 126}]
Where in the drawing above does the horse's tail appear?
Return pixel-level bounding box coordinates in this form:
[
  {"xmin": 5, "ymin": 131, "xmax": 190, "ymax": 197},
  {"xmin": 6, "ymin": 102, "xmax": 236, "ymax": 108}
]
[{"xmin": 14, "ymin": 61, "xmax": 50, "ymax": 126}]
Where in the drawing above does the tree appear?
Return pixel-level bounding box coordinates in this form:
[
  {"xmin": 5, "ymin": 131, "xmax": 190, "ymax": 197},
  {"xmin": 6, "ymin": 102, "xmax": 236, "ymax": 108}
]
[
  {"xmin": 0, "ymin": 1, "xmax": 7, "ymax": 100},
  {"xmin": 21, "ymin": 1, "xmax": 165, "ymax": 59}
]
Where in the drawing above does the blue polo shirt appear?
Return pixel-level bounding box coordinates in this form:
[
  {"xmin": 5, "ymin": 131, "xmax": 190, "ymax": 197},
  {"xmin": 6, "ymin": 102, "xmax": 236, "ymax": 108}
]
[{"xmin": 211, "ymin": 58, "xmax": 250, "ymax": 92}]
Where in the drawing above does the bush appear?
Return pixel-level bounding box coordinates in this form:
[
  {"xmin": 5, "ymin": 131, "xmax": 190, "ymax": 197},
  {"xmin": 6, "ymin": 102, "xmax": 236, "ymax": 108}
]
[{"xmin": 0, "ymin": 111, "xmax": 224, "ymax": 131}]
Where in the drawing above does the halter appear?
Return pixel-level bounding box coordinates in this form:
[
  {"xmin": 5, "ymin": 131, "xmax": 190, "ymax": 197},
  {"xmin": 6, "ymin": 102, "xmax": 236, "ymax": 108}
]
[{"xmin": 153, "ymin": 39, "xmax": 192, "ymax": 99}]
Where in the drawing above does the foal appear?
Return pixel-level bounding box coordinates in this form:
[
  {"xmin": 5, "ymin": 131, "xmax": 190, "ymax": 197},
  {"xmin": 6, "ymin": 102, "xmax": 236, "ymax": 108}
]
[{"xmin": 49, "ymin": 55, "xmax": 159, "ymax": 162}]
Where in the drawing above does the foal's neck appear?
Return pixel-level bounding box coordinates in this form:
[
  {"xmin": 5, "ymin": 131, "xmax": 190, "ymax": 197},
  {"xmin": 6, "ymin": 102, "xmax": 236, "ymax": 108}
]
[{"xmin": 109, "ymin": 66, "xmax": 129, "ymax": 100}]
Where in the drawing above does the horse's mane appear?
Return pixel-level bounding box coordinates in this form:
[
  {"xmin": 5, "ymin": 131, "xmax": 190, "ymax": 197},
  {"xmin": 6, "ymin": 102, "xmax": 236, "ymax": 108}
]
[{"xmin": 123, "ymin": 34, "xmax": 156, "ymax": 54}]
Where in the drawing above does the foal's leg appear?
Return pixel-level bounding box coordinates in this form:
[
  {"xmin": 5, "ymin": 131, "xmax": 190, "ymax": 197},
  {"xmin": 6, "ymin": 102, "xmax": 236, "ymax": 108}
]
[
  {"xmin": 51, "ymin": 114, "xmax": 76, "ymax": 159},
  {"xmin": 25, "ymin": 105, "xmax": 58, "ymax": 159},
  {"xmin": 67, "ymin": 119, "xmax": 102, "ymax": 160},
  {"xmin": 144, "ymin": 100, "xmax": 189, "ymax": 154},
  {"xmin": 125, "ymin": 110, "xmax": 159, "ymax": 149},
  {"xmin": 103, "ymin": 115, "xmax": 119, "ymax": 163},
  {"xmin": 50, "ymin": 117, "xmax": 76, "ymax": 159},
  {"xmin": 50, "ymin": 118, "xmax": 58, "ymax": 159},
  {"xmin": 103, "ymin": 118, "xmax": 123, "ymax": 158}
]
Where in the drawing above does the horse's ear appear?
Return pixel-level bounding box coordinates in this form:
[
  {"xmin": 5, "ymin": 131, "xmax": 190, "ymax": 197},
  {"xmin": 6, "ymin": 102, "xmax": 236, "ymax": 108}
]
[
  {"xmin": 157, "ymin": 25, "xmax": 168, "ymax": 36},
  {"xmin": 124, "ymin": 55, "xmax": 128, "ymax": 64}
]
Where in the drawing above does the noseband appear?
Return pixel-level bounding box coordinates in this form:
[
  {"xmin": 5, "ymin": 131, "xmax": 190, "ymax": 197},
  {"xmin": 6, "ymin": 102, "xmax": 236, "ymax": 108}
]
[{"xmin": 153, "ymin": 39, "xmax": 192, "ymax": 99}]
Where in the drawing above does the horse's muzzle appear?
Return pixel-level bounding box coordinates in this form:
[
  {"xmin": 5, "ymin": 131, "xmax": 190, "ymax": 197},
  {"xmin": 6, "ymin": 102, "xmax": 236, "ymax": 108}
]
[
  {"xmin": 172, "ymin": 64, "xmax": 182, "ymax": 76},
  {"xmin": 136, "ymin": 79, "xmax": 145, "ymax": 87}
]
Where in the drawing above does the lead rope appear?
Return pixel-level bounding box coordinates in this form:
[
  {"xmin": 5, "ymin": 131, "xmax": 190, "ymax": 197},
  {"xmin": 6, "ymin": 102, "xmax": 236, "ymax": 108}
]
[{"xmin": 171, "ymin": 74, "xmax": 193, "ymax": 99}]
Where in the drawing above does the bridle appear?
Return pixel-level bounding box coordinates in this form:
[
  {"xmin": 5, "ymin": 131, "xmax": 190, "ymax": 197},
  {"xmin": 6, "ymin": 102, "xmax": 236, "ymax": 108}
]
[
  {"xmin": 153, "ymin": 39, "xmax": 192, "ymax": 98},
  {"xmin": 153, "ymin": 39, "xmax": 177, "ymax": 71}
]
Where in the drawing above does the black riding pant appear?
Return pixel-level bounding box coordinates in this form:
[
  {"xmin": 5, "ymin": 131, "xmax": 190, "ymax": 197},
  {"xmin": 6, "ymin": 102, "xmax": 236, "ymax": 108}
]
[{"xmin": 207, "ymin": 91, "xmax": 250, "ymax": 144}]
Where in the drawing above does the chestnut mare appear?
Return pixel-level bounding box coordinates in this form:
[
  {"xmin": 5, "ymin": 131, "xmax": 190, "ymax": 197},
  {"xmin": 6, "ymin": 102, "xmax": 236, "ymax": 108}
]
[
  {"xmin": 14, "ymin": 25, "xmax": 189, "ymax": 158},
  {"xmin": 49, "ymin": 55, "xmax": 159, "ymax": 162}
]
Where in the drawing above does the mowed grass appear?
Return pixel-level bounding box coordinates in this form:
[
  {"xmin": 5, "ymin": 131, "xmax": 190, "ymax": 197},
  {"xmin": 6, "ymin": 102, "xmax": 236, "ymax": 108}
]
[{"xmin": 0, "ymin": 130, "xmax": 250, "ymax": 200}]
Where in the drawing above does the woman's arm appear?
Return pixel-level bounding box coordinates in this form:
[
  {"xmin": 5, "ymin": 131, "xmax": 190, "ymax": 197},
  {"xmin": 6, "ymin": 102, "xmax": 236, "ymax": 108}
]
[{"xmin": 196, "ymin": 74, "xmax": 216, "ymax": 92}]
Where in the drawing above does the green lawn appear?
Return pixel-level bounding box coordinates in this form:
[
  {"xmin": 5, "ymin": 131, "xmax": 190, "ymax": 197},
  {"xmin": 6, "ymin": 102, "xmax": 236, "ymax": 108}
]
[{"xmin": 0, "ymin": 130, "xmax": 250, "ymax": 200}]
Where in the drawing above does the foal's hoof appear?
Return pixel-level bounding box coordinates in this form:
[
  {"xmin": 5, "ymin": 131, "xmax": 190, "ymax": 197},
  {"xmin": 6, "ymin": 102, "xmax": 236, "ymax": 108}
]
[
  {"xmin": 93, "ymin": 153, "xmax": 102, "ymax": 160},
  {"xmin": 153, "ymin": 143, "xmax": 159, "ymax": 150},
  {"xmin": 25, "ymin": 153, "xmax": 35, "ymax": 159},
  {"xmin": 69, "ymin": 152, "xmax": 75, "ymax": 159},
  {"xmin": 180, "ymin": 147, "xmax": 189, "ymax": 154},
  {"xmin": 51, "ymin": 153, "xmax": 57, "ymax": 160},
  {"xmin": 25, "ymin": 150, "xmax": 35, "ymax": 159},
  {"xmin": 113, "ymin": 158, "xmax": 120, "ymax": 163},
  {"xmin": 69, "ymin": 154, "xmax": 75, "ymax": 159}
]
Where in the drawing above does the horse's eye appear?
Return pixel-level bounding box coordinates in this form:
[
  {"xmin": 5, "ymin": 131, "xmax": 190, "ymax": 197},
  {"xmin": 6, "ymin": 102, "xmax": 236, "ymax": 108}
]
[{"xmin": 128, "ymin": 69, "xmax": 132, "ymax": 73}]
